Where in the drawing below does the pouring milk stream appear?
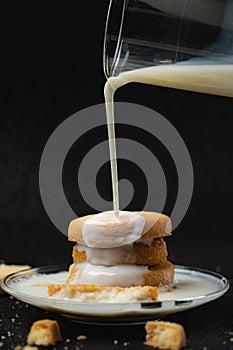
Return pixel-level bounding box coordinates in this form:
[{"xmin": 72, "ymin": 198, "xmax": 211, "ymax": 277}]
[
  {"xmin": 85, "ymin": 0, "xmax": 233, "ymax": 246},
  {"xmin": 104, "ymin": 62, "xmax": 233, "ymax": 217}
]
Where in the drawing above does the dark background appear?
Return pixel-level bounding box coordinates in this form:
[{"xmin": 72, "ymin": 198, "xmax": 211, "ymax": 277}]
[{"xmin": 0, "ymin": 2, "xmax": 232, "ymax": 279}]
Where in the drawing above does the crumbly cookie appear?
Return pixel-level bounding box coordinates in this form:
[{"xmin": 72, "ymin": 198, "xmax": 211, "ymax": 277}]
[
  {"xmin": 68, "ymin": 211, "xmax": 172, "ymax": 244},
  {"xmin": 145, "ymin": 321, "xmax": 186, "ymax": 350},
  {"xmin": 0, "ymin": 264, "xmax": 30, "ymax": 294},
  {"xmin": 72, "ymin": 238, "xmax": 168, "ymax": 266},
  {"xmin": 48, "ymin": 284, "xmax": 158, "ymax": 303},
  {"xmin": 27, "ymin": 319, "xmax": 62, "ymax": 346},
  {"xmin": 67, "ymin": 260, "xmax": 174, "ymax": 287}
]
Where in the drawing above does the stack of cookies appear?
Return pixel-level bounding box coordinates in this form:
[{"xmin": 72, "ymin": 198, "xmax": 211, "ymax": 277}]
[{"xmin": 66, "ymin": 211, "xmax": 174, "ymax": 288}]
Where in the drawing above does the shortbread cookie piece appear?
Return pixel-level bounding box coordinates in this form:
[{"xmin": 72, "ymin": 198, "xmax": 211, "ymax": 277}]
[
  {"xmin": 145, "ymin": 321, "xmax": 186, "ymax": 350},
  {"xmin": 48, "ymin": 284, "xmax": 158, "ymax": 303},
  {"xmin": 68, "ymin": 211, "xmax": 172, "ymax": 244},
  {"xmin": 135, "ymin": 211, "xmax": 172, "ymax": 239},
  {"xmin": 134, "ymin": 238, "xmax": 168, "ymax": 265},
  {"xmin": 144, "ymin": 261, "xmax": 175, "ymax": 287},
  {"xmin": 66, "ymin": 260, "xmax": 174, "ymax": 287},
  {"xmin": 0, "ymin": 264, "xmax": 30, "ymax": 294},
  {"xmin": 27, "ymin": 319, "xmax": 62, "ymax": 346},
  {"xmin": 72, "ymin": 238, "xmax": 168, "ymax": 266}
]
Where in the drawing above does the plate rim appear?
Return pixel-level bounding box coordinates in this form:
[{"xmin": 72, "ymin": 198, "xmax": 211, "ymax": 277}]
[{"xmin": 1, "ymin": 264, "xmax": 230, "ymax": 307}]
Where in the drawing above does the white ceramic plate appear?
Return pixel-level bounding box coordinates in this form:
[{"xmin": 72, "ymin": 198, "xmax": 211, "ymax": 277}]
[{"xmin": 1, "ymin": 265, "xmax": 229, "ymax": 324}]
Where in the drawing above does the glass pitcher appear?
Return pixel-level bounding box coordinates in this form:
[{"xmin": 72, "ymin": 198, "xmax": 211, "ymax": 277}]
[{"xmin": 103, "ymin": 0, "xmax": 233, "ymax": 97}]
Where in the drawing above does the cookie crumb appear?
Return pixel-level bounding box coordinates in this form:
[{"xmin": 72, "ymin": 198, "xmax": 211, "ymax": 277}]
[
  {"xmin": 23, "ymin": 346, "xmax": 39, "ymax": 350},
  {"xmin": 27, "ymin": 319, "xmax": 62, "ymax": 346},
  {"xmin": 77, "ymin": 335, "xmax": 87, "ymax": 341},
  {"xmin": 145, "ymin": 321, "xmax": 186, "ymax": 350}
]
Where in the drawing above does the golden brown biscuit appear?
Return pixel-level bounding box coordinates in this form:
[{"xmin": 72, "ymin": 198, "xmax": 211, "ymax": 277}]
[
  {"xmin": 67, "ymin": 260, "xmax": 174, "ymax": 287},
  {"xmin": 48, "ymin": 284, "xmax": 158, "ymax": 302},
  {"xmin": 0, "ymin": 264, "xmax": 31, "ymax": 294},
  {"xmin": 72, "ymin": 245, "xmax": 86, "ymax": 263},
  {"xmin": 144, "ymin": 261, "xmax": 175, "ymax": 287},
  {"xmin": 134, "ymin": 238, "xmax": 168, "ymax": 266},
  {"xmin": 72, "ymin": 238, "xmax": 168, "ymax": 266},
  {"xmin": 68, "ymin": 211, "xmax": 172, "ymax": 244},
  {"xmin": 145, "ymin": 321, "xmax": 186, "ymax": 350},
  {"xmin": 27, "ymin": 319, "xmax": 62, "ymax": 346}
]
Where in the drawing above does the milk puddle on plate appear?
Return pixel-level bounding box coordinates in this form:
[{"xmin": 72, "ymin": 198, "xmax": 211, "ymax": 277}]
[{"xmin": 9, "ymin": 268, "xmax": 225, "ymax": 302}]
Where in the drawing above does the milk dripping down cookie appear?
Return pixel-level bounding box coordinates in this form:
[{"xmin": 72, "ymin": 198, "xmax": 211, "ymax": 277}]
[
  {"xmin": 66, "ymin": 210, "xmax": 174, "ymax": 288},
  {"xmin": 48, "ymin": 210, "xmax": 174, "ymax": 302}
]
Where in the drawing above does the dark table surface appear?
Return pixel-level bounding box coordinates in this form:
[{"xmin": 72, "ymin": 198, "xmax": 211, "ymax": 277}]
[
  {"xmin": 1, "ymin": 2, "xmax": 233, "ymax": 349},
  {"xmin": 0, "ymin": 278, "xmax": 232, "ymax": 350}
]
